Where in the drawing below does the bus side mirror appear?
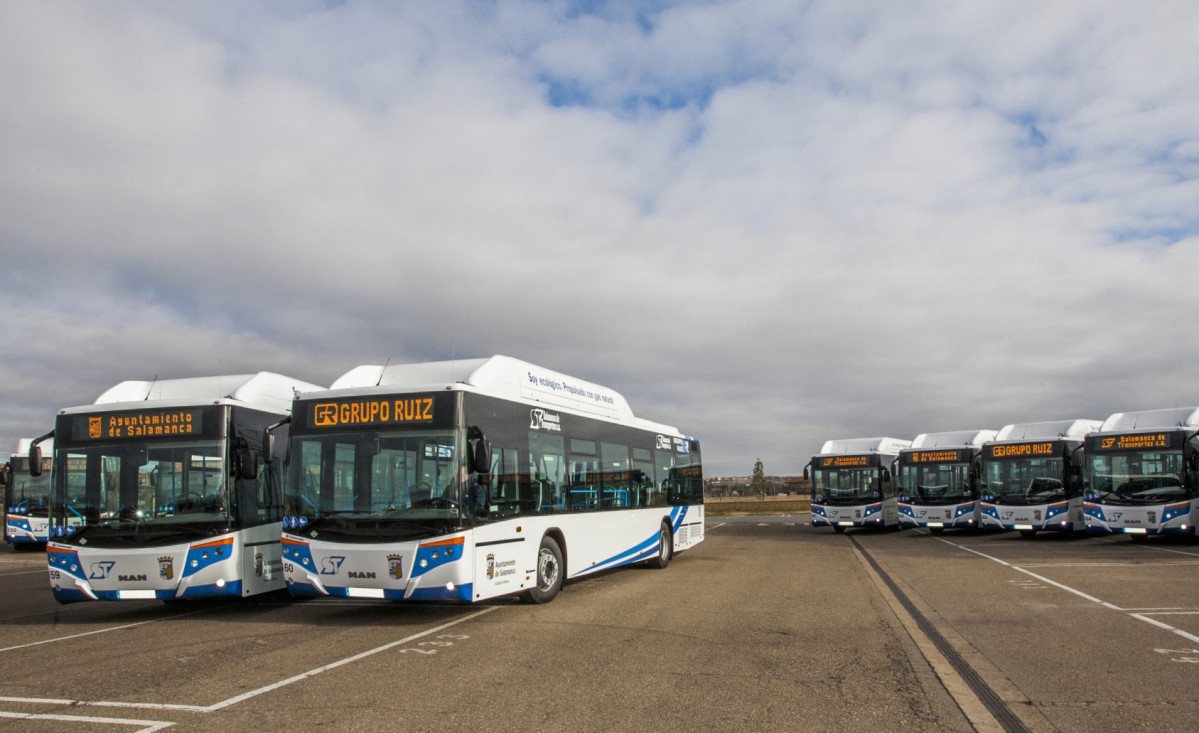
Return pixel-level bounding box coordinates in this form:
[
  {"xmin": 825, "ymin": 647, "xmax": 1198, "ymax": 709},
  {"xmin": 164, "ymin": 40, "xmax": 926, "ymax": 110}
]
[
  {"xmin": 467, "ymin": 427, "xmax": 491, "ymax": 474},
  {"xmin": 472, "ymin": 440, "xmax": 491, "ymax": 474},
  {"xmin": 263, "ymin": 431, "xmax": 276, "ymax": 465},
  {"xmin": 802, "ymin": 466, "xmax": 810, "ymax": 480},
  {"xmin": 0, "ymin": 462, "xmax": 9, "ymax": 487},
  {"xmin": 29, "ymin": 446, "xmax": 43, "ymax": 477},
  {"xmin": 262, "ymin": 417, "xmax": 290, "ymax": 466},
  {"xmin": 881, "ymin": 468, "xmax": 891, "ymax": 483},
  {"xmin": 238, "ymin": 448, "xmax": 260, "ymax": 480}
]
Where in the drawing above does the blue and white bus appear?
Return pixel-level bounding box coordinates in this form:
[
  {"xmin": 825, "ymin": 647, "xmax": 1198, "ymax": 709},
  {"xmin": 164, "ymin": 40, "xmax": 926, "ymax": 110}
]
[
  {"xmin": 897, "ymin": 430, "xmax": 998, "ymax": 532},
  {"xmin": 978, "ymin": 419, "xmax": 1101, "ymax": 537},
  {"xmin": 4, "ymin": 438, "xmax": 53, "ymax": 549},
  {"xmin": 275, "ymin": 356, "xmax": 704, "ymax": 604},
  {"xmin": 806, "ymin": 438, "xmax": 911, "ymax": 532},
  {"xmin": 40, "ymin": 373, "xmax": 322, "ymax": 602},
  {"xmin": 1083, "ymin": 407, "xmax": 1199, "ymax": 538}
]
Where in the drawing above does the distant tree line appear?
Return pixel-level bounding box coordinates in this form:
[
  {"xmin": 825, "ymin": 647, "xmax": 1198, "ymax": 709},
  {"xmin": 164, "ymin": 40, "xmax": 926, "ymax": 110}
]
[{"xmin": 704, "ymin": 474, "xmax": 810, "ymax": 498}]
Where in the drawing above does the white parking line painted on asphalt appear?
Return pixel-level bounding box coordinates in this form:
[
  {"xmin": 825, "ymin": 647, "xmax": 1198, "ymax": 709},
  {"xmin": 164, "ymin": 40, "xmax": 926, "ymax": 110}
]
[
  {"xmin": 937, "ymin": 537, "xmax": 1199, "ymax": 645},
  {"xmin": 0, "ymin": 710, "xmax": 173, "ymax": 731},
  {"xmin": 1, "ymin": 606, "xmax": 498, "ymax": 716},
  {"xmin": 0, "ymin": 607, "xmax": 214, "ymax": 654}
]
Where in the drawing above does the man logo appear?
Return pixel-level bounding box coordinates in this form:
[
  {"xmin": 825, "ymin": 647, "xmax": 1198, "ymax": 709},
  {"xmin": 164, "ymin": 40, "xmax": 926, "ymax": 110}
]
[
  {"xmin": 159, "ymin": 556, "xmax": 174, "ymax": 580},
  {"xmin": 320, "ymin": 556, "xmax": 345, "ymax": 575},
  {"xmin": 89, "ymin": 561, "xmax": 115, "ymax": 580},
  {"xmin": 314, "ymin": 403, "xmax": 339, "ymax": 427}
]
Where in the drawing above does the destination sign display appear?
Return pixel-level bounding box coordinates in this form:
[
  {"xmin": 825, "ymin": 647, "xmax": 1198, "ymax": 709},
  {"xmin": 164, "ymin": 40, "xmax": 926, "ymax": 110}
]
[
  {"xmin": 299, "ymin": 392, "xmax": 455, "ymax": 431},
  {"xmin": 817, "ymin": 455, "xmax": 876, "ymax": 469},
  {"xmin": 1087, "ymin": 432, "xmax": 1186, "ymax": 453},
  {"xmin": 985, "ymin": 441, "xmax": 1060, "ymax": 460},
  {"xmin": 67, "ymin": 408, "xmax": 207, "ymax": 442},
  {"xmin": 900, "ymin": 449, "xmax": 968, "ymax": 465}
]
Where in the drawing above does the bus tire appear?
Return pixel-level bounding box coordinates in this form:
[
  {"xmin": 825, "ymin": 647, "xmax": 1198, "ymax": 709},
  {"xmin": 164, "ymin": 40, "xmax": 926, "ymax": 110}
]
[
  {"xmin": 521, "ymin": 535, "xmax": 563, "ymax": 604},
  {"xmin": 647, "ymin": 523, "xmax": 673, "ymax": 569}
]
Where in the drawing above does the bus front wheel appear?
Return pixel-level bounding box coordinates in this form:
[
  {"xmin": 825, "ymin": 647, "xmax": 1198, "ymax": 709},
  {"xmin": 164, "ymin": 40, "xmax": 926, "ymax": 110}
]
[
  {"xmin": 522, "ymin": 535, "xmax": 563, "ymax": 604},
  {"xmin": 647, "ymin": 523, "xmax": 673, "ymax": 569}
]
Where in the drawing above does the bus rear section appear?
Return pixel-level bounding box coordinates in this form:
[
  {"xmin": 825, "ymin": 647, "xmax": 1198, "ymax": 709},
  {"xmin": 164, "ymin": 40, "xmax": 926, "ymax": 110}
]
[
  {"xmin": 279, "ymin": 356, "xmax": 703, "ymax": 604},
  {"xmin": 43, "ymin": 372, "xmax": 323, "ymax": 603},
  {"xmin": 4, "ymin": 438, "xmax": 53, "ymax": 549},
  {"xmin": 897, "ymin": 430, "xmax": 997, "ymax": 532},
  {"xmin": 806, "ymin": 437, "xmax": 910, "ymax": 532},
  {"xmin": 1083, "ymin": 407, "xmax": 1199, "ymax": 538},
  {"xmin": 978, "ymin": 419, "xmax": 1100, "ymax": 536}
]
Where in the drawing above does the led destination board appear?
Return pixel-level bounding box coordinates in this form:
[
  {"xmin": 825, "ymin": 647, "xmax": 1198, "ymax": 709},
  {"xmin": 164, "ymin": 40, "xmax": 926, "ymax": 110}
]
[
  {"xmin": 986, "ymin": 442, "xmax": 1060, "ymax": 460},
  {"xmin": 68, "ymin": 408, "xmax": 206, "ymax": 441},
  {"xmin": 818, "ymin": 455, "xmax": 876, "ymax": 468},
  {"xmin": 901, "ymin": 449, "xmax": 968, "ymax": 464},
  {"xmin": 301, "ymin": 393, "xmax": 455, "ymax": 430},
  {"xmin": 1087, "ymin": 432, "xmax": 1185, "ymax": 452}
]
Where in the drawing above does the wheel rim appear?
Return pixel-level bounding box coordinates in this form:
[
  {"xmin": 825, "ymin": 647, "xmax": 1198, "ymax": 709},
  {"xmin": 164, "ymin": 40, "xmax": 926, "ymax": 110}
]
[
  {"xmin": 659, "ymin": 529, "xmax": 670, "ymax": 560},
  {"xmin": 538, "ymin": 547, "xmax": 559, "ymax": 590}
]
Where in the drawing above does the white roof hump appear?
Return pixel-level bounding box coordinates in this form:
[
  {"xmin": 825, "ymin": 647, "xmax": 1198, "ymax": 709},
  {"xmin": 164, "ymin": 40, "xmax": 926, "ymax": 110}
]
[
  {"xmin": 331, "ymin": 356, "xmax": 636, "ymax": 423},
  {"xmin": 93, "ymin": 373, "xmax": 324, "ymax": 414},
  {"xmin": 1099, "ymin": 407, "xmax": 1199, "ymax": 432},
  {"xmin": 910, "ymin": 430, "xmax": 998, "ymax": 449},
  {"xmin": 993, "ymin": 419, "xmax": 1103, "ymax": 442},
  {"xmin": 818, "ymin": 437, "xmax": 911, "ymax": 456},
  {"xmin": 16, "ymin": 437, "xmax": 53, "ymax": 454}
]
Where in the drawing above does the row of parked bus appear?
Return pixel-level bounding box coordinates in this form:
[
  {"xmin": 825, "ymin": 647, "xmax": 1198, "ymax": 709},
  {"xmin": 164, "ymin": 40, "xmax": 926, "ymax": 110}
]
[
  {"xmin": 806, "ymin": 409, "xmax": 1199, "ymax": 538},
  {"xmin": 3, "ymin": 356, "xmax": 704, "ymax": 605}
]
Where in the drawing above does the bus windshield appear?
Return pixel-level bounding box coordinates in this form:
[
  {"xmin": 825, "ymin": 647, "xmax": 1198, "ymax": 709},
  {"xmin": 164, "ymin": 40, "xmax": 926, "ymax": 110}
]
[
  {"xmin": 7, "ymin": 456, "xmax": 52, "ymax": 517},
  {"xmin": 899, "ymin": 463, "xmax": 974, "ymax": 504},
  {"xmin": 983, "ymin": 458, "xmax": 1065, "ymax": 505},
  {"xmin": 812, "ymin": 467, "xmax": 882, "ymax": 505},
  {"xmin": 1087, "ymin": 450, "xmax": 1187, "ymax": 505},
  {"xmin": 53, "ymin": 440, "xmax": 229, "ymax": 544},
  {"xmin": 284, "ymin": 429, "xmax": 466, "ymax": 541}
]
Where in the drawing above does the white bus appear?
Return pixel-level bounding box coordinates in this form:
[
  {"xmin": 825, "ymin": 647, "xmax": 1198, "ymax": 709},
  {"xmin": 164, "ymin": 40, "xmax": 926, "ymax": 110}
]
[
  {"xmin": 1083, "ymin": 407, "xmax": 1199, "ymax": 538},
  {"xmin": 978, "ymin": 419, "xmax": 1101, "ymax": 537},
  {"xmin": 40, "ymin": 372, "xmax": 322, "ymax": 603},
  {"xmin": 897, "ymin": 430, "xmax": 998, "ymax": 532},
  {"xmin": 4, "ymin": 438, "xmax": 53, "ymax": 549},
  {"xmin": 805, "ymin": 438, "xmax": 911, "ymax": 532},
  {"xmin": 275, "ymin": 356, "xmax": 703, "ymax": 604}
]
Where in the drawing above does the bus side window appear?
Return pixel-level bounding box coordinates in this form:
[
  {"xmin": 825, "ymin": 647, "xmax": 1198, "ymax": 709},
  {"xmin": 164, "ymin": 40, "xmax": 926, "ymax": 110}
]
[
  {"xmin": 569, "ymin": 439, "xmax": 598, "ymax": 511},
  {"xmin": 632, "ymin": 448, "xmax": 654, "ymax": 508},
  {"xmin": 528, "ymin": 431, "xmax": 565, "ymax": 513},
  {"xmin": 601, "ymin": 442, "xmax": 629, "ymax": 509}
]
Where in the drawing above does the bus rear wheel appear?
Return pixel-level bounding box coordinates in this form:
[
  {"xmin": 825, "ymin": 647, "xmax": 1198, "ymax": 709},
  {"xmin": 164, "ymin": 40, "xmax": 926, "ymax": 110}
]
[
  {"xmin": 647, "ymin": 523, "xmax": 673, "ymax": 569},
  {"xmin": 521, "ymin": 535, "xmax": 563, "ymax": 604}
]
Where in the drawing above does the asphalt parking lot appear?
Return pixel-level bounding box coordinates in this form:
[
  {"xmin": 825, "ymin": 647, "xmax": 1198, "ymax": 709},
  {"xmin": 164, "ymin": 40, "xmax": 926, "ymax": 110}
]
[{"xmin": 3, "ymin": 516, "xmax": 1199, "ymax": 732}]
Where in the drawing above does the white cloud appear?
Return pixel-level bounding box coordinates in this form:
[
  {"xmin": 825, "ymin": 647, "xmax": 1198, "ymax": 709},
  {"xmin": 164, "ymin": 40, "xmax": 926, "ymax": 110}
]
[{"xmin": 0, "ymin": 0, "xmax": 1196, "ymax": 475}]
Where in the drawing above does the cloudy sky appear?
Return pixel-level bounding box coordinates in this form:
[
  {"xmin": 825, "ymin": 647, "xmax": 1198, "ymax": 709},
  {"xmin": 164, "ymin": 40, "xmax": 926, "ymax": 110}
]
[{"xmin": 2, "ymin": 1, "xmax": 1196, "ymax": 477}]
